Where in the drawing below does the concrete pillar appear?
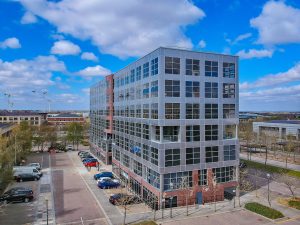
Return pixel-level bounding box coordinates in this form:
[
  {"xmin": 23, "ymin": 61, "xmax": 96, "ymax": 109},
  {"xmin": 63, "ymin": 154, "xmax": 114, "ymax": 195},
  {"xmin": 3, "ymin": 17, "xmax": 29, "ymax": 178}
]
[{"xmin": 159, "ymin": 173, "xmax": 164, "ymax": 210}]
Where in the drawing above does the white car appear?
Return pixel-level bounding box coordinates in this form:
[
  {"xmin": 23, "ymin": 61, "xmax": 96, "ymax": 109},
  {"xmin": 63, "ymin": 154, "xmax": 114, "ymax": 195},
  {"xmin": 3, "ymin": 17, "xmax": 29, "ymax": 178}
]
[
  {"xmin": 27, "ymin": 163, "xmax": 41, "ymax": 171},
  {"xmin": 96, "ymin": 177, "xmax": 119, "ymax": 185}
]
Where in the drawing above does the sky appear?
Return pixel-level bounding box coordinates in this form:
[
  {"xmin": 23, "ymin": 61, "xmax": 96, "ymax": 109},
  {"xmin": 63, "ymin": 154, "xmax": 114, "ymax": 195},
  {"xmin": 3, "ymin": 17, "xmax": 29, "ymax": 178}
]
[{"xmin": 0, "ymin": 0, "xmax": 299, "ymax": 112}]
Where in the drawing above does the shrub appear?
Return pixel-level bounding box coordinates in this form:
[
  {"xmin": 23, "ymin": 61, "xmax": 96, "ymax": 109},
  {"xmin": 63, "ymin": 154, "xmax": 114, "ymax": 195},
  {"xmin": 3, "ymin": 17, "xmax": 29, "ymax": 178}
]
[{"xmin": 245, "ymin": 202, "xmax": 284, "ymax": 219}]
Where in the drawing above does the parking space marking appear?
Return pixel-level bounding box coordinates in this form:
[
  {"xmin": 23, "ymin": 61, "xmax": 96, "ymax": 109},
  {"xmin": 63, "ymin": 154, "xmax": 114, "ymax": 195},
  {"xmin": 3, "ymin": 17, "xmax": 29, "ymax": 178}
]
[{"xmin": 68, "ymin": 152, "xmax": 113, "ymax": 225}]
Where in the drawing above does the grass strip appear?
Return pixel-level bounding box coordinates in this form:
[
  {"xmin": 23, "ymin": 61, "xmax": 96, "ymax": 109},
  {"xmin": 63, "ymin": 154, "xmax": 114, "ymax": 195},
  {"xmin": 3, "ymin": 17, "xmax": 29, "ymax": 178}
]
[{"xmin": 245, "ymin": 202, "xmax": 284, "ymax": 219}]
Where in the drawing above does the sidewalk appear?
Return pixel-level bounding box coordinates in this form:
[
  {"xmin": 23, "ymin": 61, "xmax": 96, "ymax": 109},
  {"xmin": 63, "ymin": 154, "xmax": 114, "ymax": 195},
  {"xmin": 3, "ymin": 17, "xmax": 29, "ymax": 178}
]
[{"xmin": 240, "ymin": 153, "xmax": 300, "ymax": 171}]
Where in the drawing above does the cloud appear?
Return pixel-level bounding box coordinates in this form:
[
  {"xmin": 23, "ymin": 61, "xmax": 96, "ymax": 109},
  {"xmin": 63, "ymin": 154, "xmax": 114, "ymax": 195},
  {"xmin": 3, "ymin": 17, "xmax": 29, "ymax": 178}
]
[
  {"xmin": 19, "ymin": 0, "xmax": 205, "ymax": 58},
  {"xmin": 198, "ymin": 40, "xmax": 206, "ymax": 48},
  {"xmin": 240, "ymin": 62, "xmax": 300, "ymax": 89},
  {"xmin": 236, "ymin": 48, "xmax": 273, "ymax": 59},
  {"xmin": 250, "ymin": 1, "xmax": 300, "ymax": 45},
  {"xmin": 233, "ymin": 33, "xmax": 252, "ymax": 43},
  {"xmin": 21, "ymin": 11, "xmax": 38, "ymax": 24},
  {"xmin": 0, "ymin": 37, "xmax": 21, "ymax": 49},
  {"xmin": 0, "ymin": 55, "xmax": 66, "ymax": 91},
  {"xmin": 82, "ymin": 88, "xmax": 90, "ymax": 95},
  {"xmin": 77, "ymin": 65, "xmax": 111, "ymax": 77},
  {"xmin": 50, "ymin": 40, "xmax": 81, "ymax": 55},
  {"xmin": 81, "ymin": 52, "xmax": 98, "ymax": 62}
]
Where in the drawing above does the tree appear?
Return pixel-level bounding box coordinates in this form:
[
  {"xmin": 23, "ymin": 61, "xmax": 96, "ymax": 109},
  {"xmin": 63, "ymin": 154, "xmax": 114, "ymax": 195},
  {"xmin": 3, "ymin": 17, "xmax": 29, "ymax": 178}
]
[
  {"xmin": 67, "ymin": 122, "xmax": 84, "ymax": 150},
  {"xmin": 283, "ymin": 135, "xmax": 296, "ymax": 168},
  {"xmin": 275, "ymin": 172, "xmax": 298, "ymax": 198},
  {"xmin": 0, "ymin": 137, "xmax": 14, "ymax": 192},
  {"xmin": 32, "ymin": 124, "xmax": 57, "ymax": 152}
]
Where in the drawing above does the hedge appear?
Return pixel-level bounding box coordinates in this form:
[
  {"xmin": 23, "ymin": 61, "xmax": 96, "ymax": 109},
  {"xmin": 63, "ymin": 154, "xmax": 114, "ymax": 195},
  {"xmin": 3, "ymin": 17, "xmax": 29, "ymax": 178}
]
[{"xmin": 245, "ymin": 202, "xmax": 284, "ymax": 219}]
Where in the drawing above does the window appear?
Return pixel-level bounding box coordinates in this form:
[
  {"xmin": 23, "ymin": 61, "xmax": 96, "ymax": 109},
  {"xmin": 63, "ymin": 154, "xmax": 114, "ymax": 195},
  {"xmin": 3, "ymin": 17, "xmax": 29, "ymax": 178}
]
[
  {"xmin": 223, "ymin": 62, "xmax": 235, "ymax": 78},
  {"xmin": 186, "ymin": 81, "xmax": 200, "ymax": 97},
  {"xmin": 165, "ymin": 80, "xmax": 180, "ymax": 97},
  {"xmin": 135, "ymin": 123, "xmax": 142, "ymax": 137},
  {"xmin": 186, "ymin": 59, "xmax": 200, "ymax": 76},
  {"xmin": 165, "ymin": 149, "xmax": 180, "ymax": 167},
  {"xmin": 130, "ymin": 69, "xmax": 135, "ymax": 83},
  {"xmin": 213, "ymin": 166, "xmax": 234, "ymax": 183},
  {"xmin": 186, "ymin": 125, "xmax": 200, "ymax": 142},
  {"xmin": 205, "ymin": 82, "xmax": 218, "ymax": 98},
  {"xmin": 205, "ymin": 61, "xmax": 218, "ymax": 77},
  {"xmin": 122, "ymin": 154, "xmax": 130, "ymax": 167},
  {"xmin": 223, "ymin": 104, "xmax": 235, "ymax": 118},
  {"xmin": 130, "ymin": 105, "xmax": 135, "ymax": 117},
  {"xmin": 136, "ymin": 66, "xmax": 142, "ymax": 81},
  {"xmin": 143, "ymin": 104, "xmax": 149, "ymax": 118},
  {"xmin": 151, "ymin": 147, "xmax": 158, "ymax": 166},
  {"xmin": 143, "ymin": 62, "xmax": 149, "ymax": 78},
  {"xmin": 205, "ymin": 125, "xmax": 218, "ymax": 141},
  {"xmin": 151, "ymin": 58, "xmax": 158, "ymax": 75},
  {"xmin": 155, "ymin": 126, "xmax": 160, "ymax": 141},
  {"xmin": 186, "ymin": 147, "xmax": 200, "ymax": 164},
  {"xmin": 205, "ymin": 146, "xmax": 218, "ymax": 163},
  {"xmin": 145, "ymin": 167, "xmax": 160, "ymax": 188},
  {"xmin": 143, "ymin": 83, "xmax": 150, "ymax": 98},
  {"xmin": 186, "ymin": 103, "xmax": 199, "ymax": 119},
  {"xmin": 143, "ymin": 144, "xmax": 149, "ymax": 161},
  {"xmin": 165, "ymin": 57, "xmax": 180, "ymax": 74},
  {"xmin": 223, "ymin": 83, "xmax": 235, "ymax": 98},
  {"xmin": 151, "ymin": 80, "xmax": 158, "ymax": 97},
  {"xmin": 164, "ymin": 171, "xmax": 192, "ymax": 191},
  {"xmin": 143, "ymin": 124, "xmax": 149, "ymax": 139},
  {"xmin": 165, "ymin": 103, "xmax": 180, "ymax": 119},
  {"xmin": 198, "ymin": 169, "xmax": 207, "ymax": 186},
  {"xmin": 151, "ymin": 103, "xmax": 158, "ymax": 119},
  {"xmin": 163, "ymin": 126, "xmax": 179, "ymax": 142},
  {"xmin": 125, "ymin": 76, "xmax": 130, "ymax": 84},
  {"xmin": 133, "ymin": 160, "xmax": 142, "ymax": 176},
  {"xmin": 224, "ymin": 125, "xmax": 236, "ymax": 139},
  {"xmin": 136, "ymin": 105, "xmax": 142, "ymax": 118},
  {"xmin": 224, "ymin": 145, "xmax": 236, "ymax": 161},
  {"xmin": 205, "ymin": 104, "xmax": 218, "ymax": 119}
]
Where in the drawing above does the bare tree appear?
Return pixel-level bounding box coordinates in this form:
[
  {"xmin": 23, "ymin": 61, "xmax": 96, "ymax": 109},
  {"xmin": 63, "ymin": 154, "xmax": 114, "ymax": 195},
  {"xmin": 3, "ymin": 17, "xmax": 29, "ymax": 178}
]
[
  {"xmin": 283, "ymin": 135, "xmax": 296, "ymax": 168},
  {"xmin": 275, "ymin": 171, "xmax": 298, "ymax": 198}
]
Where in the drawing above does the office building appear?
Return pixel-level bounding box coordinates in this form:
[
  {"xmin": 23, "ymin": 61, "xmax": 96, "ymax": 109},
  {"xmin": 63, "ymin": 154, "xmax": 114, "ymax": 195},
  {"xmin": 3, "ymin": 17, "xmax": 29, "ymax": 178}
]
[
  {"xmin": 0, "ymin": 111, "xmax": 46, "ymax": 126},
  {"xmin": 90, "ymin": 47, "xmax": 239, "ymax": 207}
]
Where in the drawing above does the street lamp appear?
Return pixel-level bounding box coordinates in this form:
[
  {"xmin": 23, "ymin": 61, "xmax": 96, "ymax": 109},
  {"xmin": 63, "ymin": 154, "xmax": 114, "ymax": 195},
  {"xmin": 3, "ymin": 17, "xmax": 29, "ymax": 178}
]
[
  {"xmin": 45, "ymin": 198, "xmax": 49, "ymax": 225},
  {"xmin": 267, "ymin": 173, "xmax": 271, "ymax": 206},
  {"xmin": 212, "ymin": 176, "xmax": 217, "ymax": 212},
  {"xmin": 232, "ymin": 189, "xmax": 236, "ymax": 208},
  {"xmin": 170, "ymin": 182, "xmax": 174, "ymax": 218}
]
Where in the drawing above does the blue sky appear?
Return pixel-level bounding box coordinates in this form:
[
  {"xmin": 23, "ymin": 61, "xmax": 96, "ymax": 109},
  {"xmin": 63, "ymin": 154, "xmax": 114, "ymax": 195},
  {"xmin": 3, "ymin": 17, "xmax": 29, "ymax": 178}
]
[{"xmin": 0, "ymin": 0, "xmax": 299, "ymax": 111}]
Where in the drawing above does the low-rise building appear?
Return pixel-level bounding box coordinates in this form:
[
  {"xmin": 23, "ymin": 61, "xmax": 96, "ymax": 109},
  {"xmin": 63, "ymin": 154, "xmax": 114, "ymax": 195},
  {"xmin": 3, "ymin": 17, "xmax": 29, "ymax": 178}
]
[
  {"xmin": 0, "ymin": 123, "xmax": 16, "ymax": 137},
  {"xmin": 47, "ymin": 113, "xmax": 85, "ymax": 126},
  {"xmin": 253, "ymin": 120, "xmax": 300, "ymax": 140},
  {"xmin": 0, "ymin": 111, "xmax": 46, "ymax": 126}
]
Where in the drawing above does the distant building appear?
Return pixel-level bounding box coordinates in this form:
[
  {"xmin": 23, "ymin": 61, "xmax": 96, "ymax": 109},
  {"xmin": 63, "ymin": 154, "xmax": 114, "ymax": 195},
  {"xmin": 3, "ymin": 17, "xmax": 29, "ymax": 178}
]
[
  {"xmin": 253, "ymin": 120, "xmax": 300, "ymax": 140},
  {"xmin": 47, "ymin": 113, "xmax": 85, "ymax": 126},
  {"xmin": 0, "ymin": 123, "xmax": 16, "ymax": 137},
  {"xmin": 0, "ymin": 111, "xmax": 46, "ymax": 126}
]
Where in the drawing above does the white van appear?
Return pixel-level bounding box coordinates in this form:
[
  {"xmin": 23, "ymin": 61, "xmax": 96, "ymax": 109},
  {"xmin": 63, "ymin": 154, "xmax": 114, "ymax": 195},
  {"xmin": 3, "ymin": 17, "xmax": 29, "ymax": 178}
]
[{"xmin": 13, "ymin": 166, "xmax": 42, "ymax": 178}]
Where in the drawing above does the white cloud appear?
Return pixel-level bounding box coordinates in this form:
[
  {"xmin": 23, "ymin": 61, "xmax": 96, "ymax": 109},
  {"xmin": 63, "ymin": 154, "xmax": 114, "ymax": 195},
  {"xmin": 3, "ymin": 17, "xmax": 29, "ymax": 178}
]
[
  {"xmin": 77, "ymin": 65, "xmax": 111, "ymax": 77},
  {"xmin": 250, "ymin": 1, "xmax": 300, "ymax": 45},
  {"xmin": 198, "ymin": 40, "xmax": 206, "ymax": 48},
  {"xmin": 236, "ymin": 48, "xmax": 273, "ymax": 59},
  {"xmin": 233, "ymin": 33, "xmax": 252, "ymax": 43},
  {"xmin": 51, "ymin": 34, "xmax": 65, "ymax": 40},
  {"xmin": 81, "ymin": 52, "xmax": 98, "ymax": 62},
  {"xmin": 82, "ymin": 88, "xmax": 90, "ymax": 95},
  {"xmin": 0, "ymin": 37, "xmax": 21, "ymax": 49},
  {"xmin": 21, "ymin": 11, "xmax": 38, "ymax": 24},
  {"xmin": 240, "ymin": 62, "xmax": 300, "ymax": 89},
  {"xmin": 50, "ymin": 40, "xmax": 81, "ymax": 55},
  {"xmin": 19, "ymin": 0, "xmax": 205, "ymax": 58},
  {"xmin": 0, "ymin": 55, "xmax": 66, "ymax": 91}
]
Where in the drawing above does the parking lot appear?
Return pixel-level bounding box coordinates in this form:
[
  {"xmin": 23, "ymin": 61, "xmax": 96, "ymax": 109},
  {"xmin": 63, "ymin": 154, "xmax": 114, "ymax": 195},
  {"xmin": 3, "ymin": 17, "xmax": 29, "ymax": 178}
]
[{"xmin": 0, "ymin": 152, "xmax": 49, "ymax": 225}]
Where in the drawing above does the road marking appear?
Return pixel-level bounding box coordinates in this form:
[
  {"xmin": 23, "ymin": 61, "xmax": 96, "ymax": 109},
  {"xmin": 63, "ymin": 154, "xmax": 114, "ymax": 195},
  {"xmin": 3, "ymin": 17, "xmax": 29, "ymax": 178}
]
[{"xmin": 68, "ymin": 152, "xmax": 113, "ymax": 225}]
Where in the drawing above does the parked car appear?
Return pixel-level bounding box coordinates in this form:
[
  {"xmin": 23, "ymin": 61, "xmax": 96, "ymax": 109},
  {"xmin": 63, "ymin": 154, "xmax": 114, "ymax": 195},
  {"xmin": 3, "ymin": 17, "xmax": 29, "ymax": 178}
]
[
  {"xmin": 84, "ymin": 161, "xmax": 99, "ymax": 167},
  {"xmin": 78, "ymin": 151, "xmax": 87, "ymax": 156},
  {"xmin": 79, "ymin": 153, "xmax": 91, "ymax": 158},
  {"xmin": 109, "ymin": 193, "xmax": 141, "ymax": 205},
  {"xmin": 83, "ymin": 158, "xmax": 98, "ymax": 163},
  {"xmin": 98, "ymin": 179, "xmax": 120, "ymax": 189},
  {"xmin": 27, "ymin": 163, "xmax": 41, "ymax": 171},
  {"xmin": 94, "ymin": 172, "xmax": 113, "ymax": 180},
  {"xmin": 0, "ymin": 187, "xmax": 33, "ymax": 204},
  {"xmin": 97, "ymin": 177, "xmax": 119, "ymax": 185},
  {"xmin": 16, "ymin": 173, "xmax": 40, "ymax": 182},
  {"xmin": 81, "ymin": 156, "xmax": 94, "ymax": 162},
  {"xmin": 239, "ymin": 162, "xmax": 247, "ymax": 169},
  {"xmin": 67, "ymin": 145, "xmax": 73, "ymax": 151},
  {"xmin": 13, "ymin": 166, "xmax": 42, "ymax": 179}
]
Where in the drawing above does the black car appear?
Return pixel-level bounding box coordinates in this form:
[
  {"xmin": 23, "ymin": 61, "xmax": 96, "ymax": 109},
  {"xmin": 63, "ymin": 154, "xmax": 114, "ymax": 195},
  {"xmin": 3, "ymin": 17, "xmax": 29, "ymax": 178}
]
[
  {"xmin": 0, "ymin": 187, "xmax": 34, "ymax": 204},
  {"xmin": 239, "ymin": 162, "xmax": 247, "ymax": 169},
  {"xmin": 109, "ymin": 193, "xmax": 141, "ymax": 205},
  {"xmin": 16, "ymin": 173, "xmax": 40, "ymax": 182}
]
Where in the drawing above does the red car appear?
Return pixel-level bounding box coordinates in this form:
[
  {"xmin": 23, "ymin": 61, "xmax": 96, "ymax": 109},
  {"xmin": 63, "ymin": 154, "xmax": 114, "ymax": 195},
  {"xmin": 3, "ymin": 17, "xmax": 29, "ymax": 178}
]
[{"xmin": 84, "ymin": 161, "xmax": 99, "ymax": 167}]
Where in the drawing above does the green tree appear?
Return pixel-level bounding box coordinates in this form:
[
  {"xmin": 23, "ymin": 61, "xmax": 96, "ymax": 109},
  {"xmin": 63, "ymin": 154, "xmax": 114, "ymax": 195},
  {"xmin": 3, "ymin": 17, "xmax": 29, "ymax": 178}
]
[
  {"xmin": 67, "ymin": 122, "xmax": 84, "ymax": 150},
  {"xmin": 0, "ymin": 137, "xmax": 14, "ymax": 192}
]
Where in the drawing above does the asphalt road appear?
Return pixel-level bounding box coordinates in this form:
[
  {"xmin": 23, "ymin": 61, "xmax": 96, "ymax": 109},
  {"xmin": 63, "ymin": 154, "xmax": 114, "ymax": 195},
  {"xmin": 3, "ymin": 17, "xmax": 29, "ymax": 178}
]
[
  {"xmin": 0, "ymin": 152, "xmax": 48, "ymax": 225},
  {"xmin": 51, "ymin": 151, "xmax": 108, "ymax": 225}
]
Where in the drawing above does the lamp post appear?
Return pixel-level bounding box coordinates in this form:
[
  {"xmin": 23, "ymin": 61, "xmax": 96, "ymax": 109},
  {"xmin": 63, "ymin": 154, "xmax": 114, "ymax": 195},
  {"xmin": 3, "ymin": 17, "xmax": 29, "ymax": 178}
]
[
  {"xmin": 212, "ymin": 176, "xmax": 217, "ymax": 212},
  {"xmin": 45, "ymin": 198, "xmax": 49, "ymax": 225},
  {"xmin": 170, "ymin": 182, "xmax": 174, "ymax": 218},
  {"xmin": 162, "ymin": 198, "xmax": 165, "ymax": 219},
  {"xmin": 233, "ymin": 189, "xmax": 236, "ymax": 208},
  {"xmin": 267, "ymin": 173, "xmax": 271, "ymax": 206}
]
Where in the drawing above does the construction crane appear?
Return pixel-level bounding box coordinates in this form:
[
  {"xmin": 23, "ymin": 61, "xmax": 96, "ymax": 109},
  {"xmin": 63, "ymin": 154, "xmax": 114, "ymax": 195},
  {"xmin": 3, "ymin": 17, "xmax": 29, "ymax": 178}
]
[{"xmin": 4, "ymin": 92, "xmax": 14, "ymax": 112}]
